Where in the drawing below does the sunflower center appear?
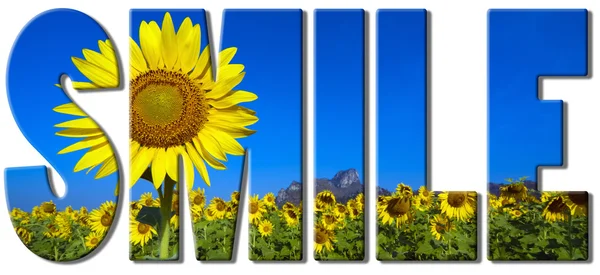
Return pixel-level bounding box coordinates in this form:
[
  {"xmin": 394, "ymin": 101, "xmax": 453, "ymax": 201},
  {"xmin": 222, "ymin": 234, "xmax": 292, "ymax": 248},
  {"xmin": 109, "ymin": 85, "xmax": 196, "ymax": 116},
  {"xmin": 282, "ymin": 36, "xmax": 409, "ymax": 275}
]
[
  {"xmin": 42, "ymin": 203, "xmax": 55, "ymax": 213},
  {"xmin": 138, "ymin": 223, "xmax": 150, "ymax": 234},
  {"xmin": 548, "ymin": 197, "xmax": 568, "ymax": 213},
  {"xmin": 217, "ymin": 201, "xmax": 226, "ymax": 211},
  {"xmin": 193, "ymin": 195, "xmax": 204, "ymax": 206},
  {"xmin": 447, "ymin": 192, "xmax": 467, "ymax": 207},
  {"xmin": 130, "ymin": 69, "xmax": 209, "ymax": 148},
  {"xmin": 513, "ymin": 210, "xmax": 522, "ymax": 216},
  {"xmin": 287, "ymin": 210, "xmax": 297, "ymax": 219},
  {"xmin": 324, "ymin": 214, "xmax": 336, "ymax": 225},
  {"xmin": 337, "ymin": 205, "xmax": 346, "ymax": 213},
  {"xmin": 435, "ymin": 224, "xmax": 446, "ymax": 234},
  {"xmin": 144, "ymin": 198, "xmax": 153, "ymax": 206},
  {"xmin": 567, "ymin": 192, "xmax": 588, "ymax": 206},
  {"xmin": 320, "ymin": 195, "xmax": 335, "ymax": 205},
  {"xmin": 90, "ymin": 237, "xmax": 99, "ymax": 245},
  {"xmin": 262, "ymin": 224, "xmax": 272, "ymax": 233},
  {"xmin": 315, "ymin": 230, "xmax": 327, "ymax": 244},
  {"xmin": 386, "ymin": 197, "xmax": 410, "ymax": 216},
  {"xmin": 249, "ymin": 202, "xmax": 258, "ymax": 214},
  {"xmin": 233, "ymin": 193, "xmax": 240, "ymax": 201},
  {"xmin": 172, "ymin": 200, "xmax": 179, "ymax": 214},
  {"xmin": 267, "ymin": 196, "xmax": 274, "ymax": 202},
  {"xmin": 100, "ymin": 213, "xmax": 112, "ymax": 227}
]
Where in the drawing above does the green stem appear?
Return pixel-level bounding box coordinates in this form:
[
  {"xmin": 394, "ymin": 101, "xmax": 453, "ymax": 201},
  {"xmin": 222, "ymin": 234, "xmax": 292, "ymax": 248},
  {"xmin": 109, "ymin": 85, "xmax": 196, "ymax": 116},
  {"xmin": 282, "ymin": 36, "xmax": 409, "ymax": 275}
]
[
  {"xmin": 568, "ymin": 212, "xmax": 574, "ymax": 259},
  {"xmin": 76, "ymin": 228, "xmax": 87, "ymax": 252},
  {"xmin": 447, "ymin": 237, "xmax": 452, "ymax": 260},
  {"xmin": 158, "ymin": 177, "xmax": 175, "ymax": 260},
  {"xmin": 54, "ymin": 239, "xmax": 59, "ymax": 261}
]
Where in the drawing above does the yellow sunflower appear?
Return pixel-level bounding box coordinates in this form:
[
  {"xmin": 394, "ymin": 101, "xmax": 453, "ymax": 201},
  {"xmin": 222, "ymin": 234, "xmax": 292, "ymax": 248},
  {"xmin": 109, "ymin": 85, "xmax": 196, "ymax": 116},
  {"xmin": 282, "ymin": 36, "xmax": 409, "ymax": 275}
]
[
  {"xmin": 333, "ymin": 203, "xmax": 348, "ymax": 219},
  {"xmin": 283, "ymin": 208, "xmax": 300, "ymax": 227},
  {"xmin": 563, "ymin": 192, "xmax": 588, "ymax": 217},
  {"xmin": 258, "ymin": 219, "xmax": 274, "ymax": 237},
  {"xmin": 316, "ymin": 190, "xmax": 336, "ymax": 211},
  {"xmin": 170, "ymin": 192, "xmax": 180, "ymax": 230},
  {"xmin": 542, "ymin": 196, "xmax": 569, "ymax": 222},
  {"xmin": 418, "ymin": 186, "xmax": 433, "ymax": 200},
  {"xmin": 231, "ymin": 191, "xmax": 240, "ymax": 205},
  {"xmin": 189, "ymin": 188, "xmax": 206, "ymax": 210},
  {"xmin": 438, "ymin": 191, "xmax": 477, "ymax": 221},
  {"xmin": 16, "ymin": 226, "xmax": 33, "ymax": 245},
  {"xmin": 85, "ymin": 231, "xmax": 103, "ymax": 249},
  {"xmin": 139, "ymin": 192, "xmax": 159, "ymax": 207},
  {"xmin": 204, "ymin": 208, "xmax": 217, "ymax": 221},
  {"xmin": 499, "ymin": 183, "xmax": 528, "ymax": 201},
  {"xmin": 248, "ymin": 194, "xmax": 267, "ymax": 225},
  {"xmin": 378, "ymin": 195, "xmax": 413, "ymax": 227},
  {"xmin": 414, "ymin": 194, "xmax": 433, "ymax": 211},
  {"xmin": 89, "ymin": 207, "xmax": 113, "ymax": 234},
  {"xmin": 314, "ymin": 224, "xmax": 336, "ymax": 254},
  {"xmin": 355, "ymin": 193, "xmax": 364, "ymax": 210},
  {"xmin": 262, "ymin": 192, "xmax": 277, "ymax": 209},
  {"xmin": 320, "ymin": 212, "xmax": 340, "ymax": 231},
  {"xmin": 130, "ymin": 213, "xmax": 157, "ymax": 247},
  {"xmin": 39, "ymin": 201, "xmax": 57, "ymax": 217},
  {"xmin": 509, "ymin": 209, "xmax": 526, "ymax": 219},
  {"xmin": 395, "ymin": 183, "xmax": 413, "ymax": 198},
  {"xmin": 128, "ymin": 12, "xmax": 258, "ymax": 191},
  {"xmin": 208, "ymin": 197, "xmax": 228, "ymax": 219},
  {"xmin": 430, "ymin": 214, "xmax": 455, "ymax": 241}
]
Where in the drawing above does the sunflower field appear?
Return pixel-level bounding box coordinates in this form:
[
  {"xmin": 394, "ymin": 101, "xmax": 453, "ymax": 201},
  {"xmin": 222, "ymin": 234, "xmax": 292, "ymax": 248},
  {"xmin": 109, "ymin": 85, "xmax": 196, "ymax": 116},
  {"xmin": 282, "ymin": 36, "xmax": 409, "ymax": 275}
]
[
  {"xmin": 248, "ymin": 193, "xmax": 303, "ymax": 261},
  {"xmin": 129, "ymin": 188, "xmax": 242, "ymax": 261},
  {"xmin": 313, "ymin": 190, "xmax": 365, "ymax": 261},
  {"xmin": 9, "ymin": 200, "xmax": 115, "ymax": 262},
  {"xmin": 376, "ymin": 184, "xmax": 477, "ymax": 261},
  {"xmin": 488, "ymin": 177, "xmax": 589, "ymax": 261}
]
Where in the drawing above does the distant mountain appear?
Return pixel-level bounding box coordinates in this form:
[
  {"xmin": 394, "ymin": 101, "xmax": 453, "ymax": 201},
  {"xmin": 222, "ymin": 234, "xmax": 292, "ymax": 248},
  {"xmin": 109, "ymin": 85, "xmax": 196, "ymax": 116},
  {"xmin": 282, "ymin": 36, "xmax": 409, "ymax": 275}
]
[
  {"xmin": 488, "ymin": 180, "xmax": 538, "ymax": 197},
  {"xmin": 315, "ymin": 168, "xmax": 364, "ymax": 204},
  {"xmin": 275, "ymin": 180, "xmax": 302, "ymax": 208}
]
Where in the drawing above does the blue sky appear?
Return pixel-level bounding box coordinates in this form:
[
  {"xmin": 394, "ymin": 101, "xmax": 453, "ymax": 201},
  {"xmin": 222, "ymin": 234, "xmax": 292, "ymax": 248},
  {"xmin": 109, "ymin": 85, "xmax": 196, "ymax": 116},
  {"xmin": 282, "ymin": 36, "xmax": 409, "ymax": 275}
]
[
  {"xmin": 315, "ymin": 10, "xmax": 365, "ymax": 185},
  {"xmin": 488, "ymin": 10, "xmax": 588, "ymax": 186},
  {"xmin": 377, "ymin": 10, "xmax": 427, "ymax": 192},
  {"xmin": 5, "ymin": 9, "xmax": 119, "ymax": 211},
  {"xmin": 129, "ymin": 10, "xmax": 303, "ymax": 202}
]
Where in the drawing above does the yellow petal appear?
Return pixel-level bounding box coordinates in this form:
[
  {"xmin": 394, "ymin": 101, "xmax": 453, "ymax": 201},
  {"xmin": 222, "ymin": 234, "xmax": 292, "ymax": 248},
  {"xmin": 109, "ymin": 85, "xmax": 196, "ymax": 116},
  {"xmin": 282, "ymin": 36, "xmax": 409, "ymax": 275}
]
[
  {"xmin": 71, "ymin": 57, "xmax": 118, "ymax": 87},
  {"xmin": 209, "ymin": 90, "xmax": 257, "ymax": 109},
  {"xmin": 96, "ymin": 155, "xmax": 118, "ymax": 179},
  {"xmin": 161, "ymin": 12, "xmax": 178, "ymax": 70},
  {"xmin": 218, "ymin": 47, "xmax": 237, "ymax": 67},
  {"xmin": 179, "ymin": 149, "xmax": 195, "ymax": 190},
  {"xmin": 82, "ymin": 49, "xmax": 116, "ymax": 75},
  {"xmin": 55, "ymin": 128, "xmax": 104, "ymax": 138},
  {"xmin": 130, "ymin": 147, "xmax": 155, "ymax": 188},
  {"xmin": 206, "ymin": 128, "xmax": 245, "ymax": 156},
  {"xmin": 71, "ymin": 82, "xmax": 102, "ymax": 90},
  {"xmin": 130, "ymin": 37, "xmax": 147, "ymax": 72},
  {"xmin": 209, "ymin": 108, "xmax": 258, "ymax": 126},
  {"xmin": 139, "ymin": 21, "xmax": 162, "ymax": 69},
  {"xmin": 151, "ymin": 149, "xmax": 167, "ymax": 189},
  {"xmin": 98, "ymin": 40, "xmax": 116, "ymax": 64},
  {"xmin": 55, "ymin": 117, "xmax": 99, "ymax": 129},
  {"xmin": 189, "ymin": 46, "xmax": 211, "ymax": 80},
  {"xmin": 114, "ymin": 181, "xmax": 120, "ymax": 196},
  {"xmin": 130, "ymin": 140, "xmax": 141, "ymax": 160},
  {"xmin": 74, "ymin": 142, "xmax": 113, "ymax": 172},
  {"xmin": 184, "ymin": 143, "xmax": 211, "ymax": 187},
  {"xmin": 193, "ymin": 136, "xmax": 226, "ymax": 170},
  {"xmin": 165, "ymin": 147, "xmax": 179, "ymax": 182},
  {"xmin": 196, "ymin": 131, "xmax": 227, "ymax": 161},
  {"xmin": 177, "ymin": 19, "xmax": 201, "ymax": 73},
  {"xmin": 216, "ymin": 64, "xmax": 244, "ymax": 81},
  {"xmin": 206, "ymin": 72, "xmax": 245, "ymax": 100},
  {"xmin": 52, "ymin": 103, "xmax": 87, "ymax": 117},
  {"xmin": 204, "ymin": 123, "xmax": 256, "ymax": 139},
  {"xmin": 58, "ymin": 135, "xmax": 108, "ymax": 154}
]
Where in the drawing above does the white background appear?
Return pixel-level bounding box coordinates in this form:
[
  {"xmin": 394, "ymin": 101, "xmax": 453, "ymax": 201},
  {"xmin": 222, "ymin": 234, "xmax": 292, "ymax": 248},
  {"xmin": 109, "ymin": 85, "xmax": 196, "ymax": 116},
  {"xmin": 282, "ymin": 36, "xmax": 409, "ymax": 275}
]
[{"xmin": 1, "ymin": 0, "xmax": 599, "ymax": 273}]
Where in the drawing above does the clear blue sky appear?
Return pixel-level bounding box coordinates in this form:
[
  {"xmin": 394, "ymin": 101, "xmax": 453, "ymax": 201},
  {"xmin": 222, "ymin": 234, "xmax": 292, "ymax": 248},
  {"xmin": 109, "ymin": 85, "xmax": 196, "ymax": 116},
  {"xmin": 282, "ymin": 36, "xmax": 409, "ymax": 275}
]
[
  {"xmin": 129, "ymin": 10, "xmax": 303, "ymax": 202},
  {"xmin": 488, "ymin": 10, "xmax": 588, "ymax": 186},
  {"xmin": 377, "ymin": 10, "xmax": 427, "ymax": 192},
  {"xmin": 5, "ymin": 9, "xmax": 119, "ymax": 211},
  {"xmin": 315, "ymin": 10, "xmax": 365, "ymax": 185}
]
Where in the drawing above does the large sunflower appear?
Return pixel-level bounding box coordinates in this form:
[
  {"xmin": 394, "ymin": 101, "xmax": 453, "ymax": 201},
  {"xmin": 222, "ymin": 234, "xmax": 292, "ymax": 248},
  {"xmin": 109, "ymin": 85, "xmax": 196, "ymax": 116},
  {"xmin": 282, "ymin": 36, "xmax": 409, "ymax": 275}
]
[
  {"xmin": 377, "ymin": 195, "xmax": 413, "ymax": 227},
  {"xmin": 438, "ymin": 191, "xmax": 477, "ymax": 221},
  {"xmin": 129, "ymin": 12, "xmax": 258, "ymax": 191}
]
